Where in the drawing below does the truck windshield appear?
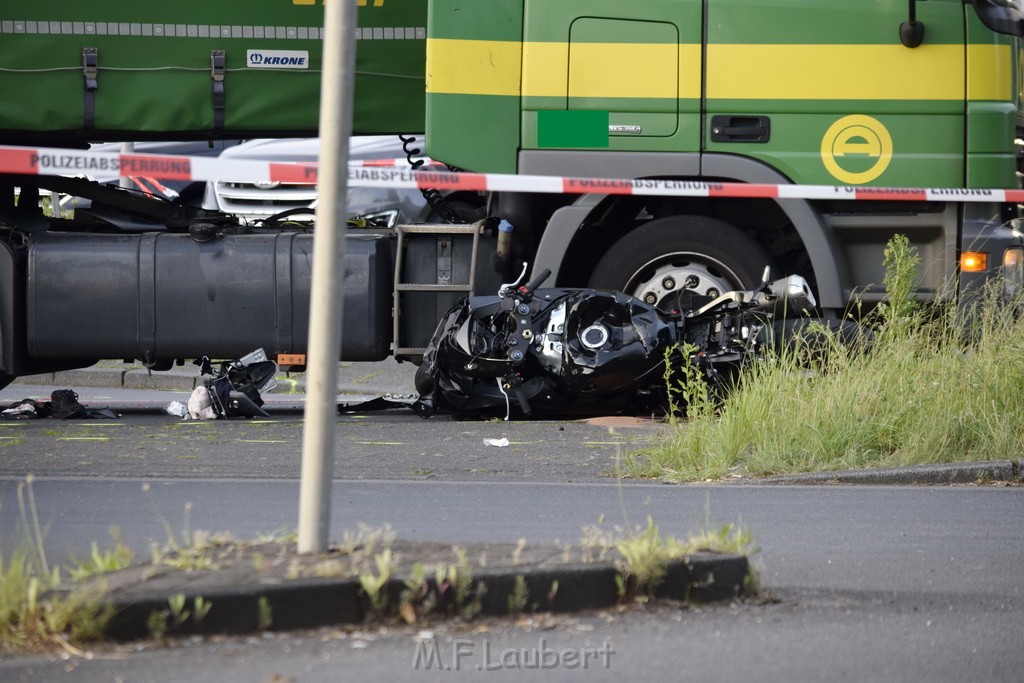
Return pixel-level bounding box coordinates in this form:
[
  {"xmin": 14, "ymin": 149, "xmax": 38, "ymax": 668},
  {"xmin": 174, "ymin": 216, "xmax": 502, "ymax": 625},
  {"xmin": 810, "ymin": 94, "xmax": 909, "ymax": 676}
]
[{"xmin": 973, "ymin": 0, "xmax": 1024, "ymax": 36}]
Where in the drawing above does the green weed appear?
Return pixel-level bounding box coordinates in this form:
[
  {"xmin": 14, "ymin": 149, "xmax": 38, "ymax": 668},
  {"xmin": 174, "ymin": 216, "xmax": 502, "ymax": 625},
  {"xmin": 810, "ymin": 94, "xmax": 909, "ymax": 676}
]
[
  {"xmin": 398, "ymin": 562, "xmax": 434, "ymax": 624},
  {"xmin": 614, "ymin": 516, "xmax": 669, "ymax": 599},
  {"xmin": 607, "ymin": 514, "xmax": 757, "ymax": 602},
  {"xmin": 507, "ymin": 575, "xmax": 529, "ymax": 613},
  {"xmin": 146, "ymin": 594, "xmax": 212, "ymax": 638},
  {"xmin": 257, "ymin": 596, "xmax": 273, "ymax": 630},
  {"xmin": 67, "ymin": 529, "xmax": 133, "ymax": 581},
  {"xmin": 358, "ymin": 548, "xmax": 396, "ymax": 616},
  {"xmin": 1, "ymin": 479, "xmax": 114, "ymax": 652},
  {"xmin": 0, "ymin": 547, "xmax": 113, "ymax": 652}
]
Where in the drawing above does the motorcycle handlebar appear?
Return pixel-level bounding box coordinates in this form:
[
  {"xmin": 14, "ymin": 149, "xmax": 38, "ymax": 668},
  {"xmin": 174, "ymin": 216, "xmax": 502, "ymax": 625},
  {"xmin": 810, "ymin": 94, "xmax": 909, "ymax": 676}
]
[{"xmin": 520, "ymin": 269, "xmax": 552, "ymax": 294}]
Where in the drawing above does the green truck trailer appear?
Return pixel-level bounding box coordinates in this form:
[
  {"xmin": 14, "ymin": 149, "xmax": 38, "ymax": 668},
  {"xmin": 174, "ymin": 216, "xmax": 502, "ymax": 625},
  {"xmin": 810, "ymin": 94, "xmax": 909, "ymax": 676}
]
[{"xmin": 0, "ymin": 0, "xmax": 1022, "ymax": 384}]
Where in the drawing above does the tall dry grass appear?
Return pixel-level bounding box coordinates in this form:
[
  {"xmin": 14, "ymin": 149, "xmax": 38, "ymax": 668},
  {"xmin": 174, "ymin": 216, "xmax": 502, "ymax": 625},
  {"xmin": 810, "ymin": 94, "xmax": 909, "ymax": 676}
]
[{"xmin": 632, "ymin": 235, "xmax": 1024, "ymax": 481}]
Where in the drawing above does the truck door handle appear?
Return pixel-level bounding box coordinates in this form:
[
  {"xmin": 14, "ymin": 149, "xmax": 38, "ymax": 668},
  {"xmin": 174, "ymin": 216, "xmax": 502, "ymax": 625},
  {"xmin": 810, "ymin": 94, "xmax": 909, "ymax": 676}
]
[{"xmin": 710, "ymin": 115, "xmax": 771, "ymax": 143}]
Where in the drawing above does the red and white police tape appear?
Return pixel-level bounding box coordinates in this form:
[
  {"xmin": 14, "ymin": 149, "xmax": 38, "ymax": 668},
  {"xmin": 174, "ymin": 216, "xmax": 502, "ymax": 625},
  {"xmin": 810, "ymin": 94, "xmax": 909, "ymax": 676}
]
[{"xmin": 2, "ymin": 143, "xmax": 1022, "ymax": 204}]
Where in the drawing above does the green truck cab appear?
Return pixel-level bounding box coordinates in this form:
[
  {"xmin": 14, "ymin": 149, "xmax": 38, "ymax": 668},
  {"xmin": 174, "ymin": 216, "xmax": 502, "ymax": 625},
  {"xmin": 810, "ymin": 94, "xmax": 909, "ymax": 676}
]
[{"xmin": 426, "ymin": 0, "xmax": 1024, "ymax": 315}]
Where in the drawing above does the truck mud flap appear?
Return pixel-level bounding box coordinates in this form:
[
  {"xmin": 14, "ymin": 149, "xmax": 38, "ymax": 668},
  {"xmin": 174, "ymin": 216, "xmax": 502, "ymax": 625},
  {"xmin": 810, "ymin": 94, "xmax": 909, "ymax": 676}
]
[{"xmin": 26, "ymin": 232, "xmax": 392, "ymax": 362}]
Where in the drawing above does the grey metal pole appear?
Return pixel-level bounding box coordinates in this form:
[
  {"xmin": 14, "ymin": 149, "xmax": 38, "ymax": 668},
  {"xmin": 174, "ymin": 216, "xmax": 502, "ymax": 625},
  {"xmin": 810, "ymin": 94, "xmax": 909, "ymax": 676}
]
[{"xmin": 298, "ymin": 0, "xmax": 357, "ymax": 554}]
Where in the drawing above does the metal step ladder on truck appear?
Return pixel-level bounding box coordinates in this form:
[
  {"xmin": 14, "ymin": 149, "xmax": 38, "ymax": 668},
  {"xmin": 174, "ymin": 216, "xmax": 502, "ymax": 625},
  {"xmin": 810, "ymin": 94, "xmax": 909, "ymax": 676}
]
[{"xmin": 0, "ymin": 0, "xmax": 1022, "ymax": 395}]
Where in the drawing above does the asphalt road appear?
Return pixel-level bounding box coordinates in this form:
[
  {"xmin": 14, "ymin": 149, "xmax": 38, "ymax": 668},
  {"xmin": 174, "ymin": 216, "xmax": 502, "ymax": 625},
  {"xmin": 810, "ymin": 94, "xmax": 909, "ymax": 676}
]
[
  {"xmin": 1, "ymin": 477, "xmax": 1021, "ymax": 598},
  {"xmin": 4, "ymin": 592, "xmax": 1018, "ymax": 683},
  {"xmin": 0, "ymin": 409, "xmax": 650, "ymax": 483},
  {"xmin": 0, "ymin": 387, "xmax": 1021, "ymax": 681}
]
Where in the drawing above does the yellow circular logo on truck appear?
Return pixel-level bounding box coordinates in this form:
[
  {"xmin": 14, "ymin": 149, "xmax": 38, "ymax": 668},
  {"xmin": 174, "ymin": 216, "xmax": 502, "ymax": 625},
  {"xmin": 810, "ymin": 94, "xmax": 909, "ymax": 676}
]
[{"xmin": 821, "ymin": 115, "xmax": 892, "ymax": 184}]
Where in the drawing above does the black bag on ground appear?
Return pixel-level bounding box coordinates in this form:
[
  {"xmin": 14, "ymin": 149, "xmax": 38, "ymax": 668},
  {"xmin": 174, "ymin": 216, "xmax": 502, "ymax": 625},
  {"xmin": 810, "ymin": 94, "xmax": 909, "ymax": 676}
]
[{"xmin": 50, "ymin": 389, "xmax": 86, "ymax": 419}]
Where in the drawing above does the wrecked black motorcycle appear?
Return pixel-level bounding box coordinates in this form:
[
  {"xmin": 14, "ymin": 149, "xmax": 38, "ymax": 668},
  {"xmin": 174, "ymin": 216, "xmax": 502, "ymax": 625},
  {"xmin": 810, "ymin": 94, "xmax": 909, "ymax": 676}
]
[{"xmin": 412, "ymin": 267, "xmax": 836, "ymax": 419}]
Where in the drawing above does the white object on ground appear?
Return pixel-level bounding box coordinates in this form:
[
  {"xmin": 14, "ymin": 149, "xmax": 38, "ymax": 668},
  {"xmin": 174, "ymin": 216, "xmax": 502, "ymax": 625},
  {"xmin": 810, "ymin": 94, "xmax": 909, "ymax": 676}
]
[{"xmin": 164, "ymin": 401, "xmax": 188, "ymax": 418}]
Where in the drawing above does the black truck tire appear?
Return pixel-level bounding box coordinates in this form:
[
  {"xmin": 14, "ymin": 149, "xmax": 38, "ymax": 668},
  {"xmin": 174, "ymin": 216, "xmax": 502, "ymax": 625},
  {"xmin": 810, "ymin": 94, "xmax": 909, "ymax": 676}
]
[{"xmin": 588, "ymin": 215, "xmax": 775, "ymax": 308}]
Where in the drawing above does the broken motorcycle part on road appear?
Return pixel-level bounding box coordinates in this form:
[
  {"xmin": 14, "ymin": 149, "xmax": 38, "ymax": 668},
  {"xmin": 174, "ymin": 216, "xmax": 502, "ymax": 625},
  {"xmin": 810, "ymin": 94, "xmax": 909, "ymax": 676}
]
[{"xmin": 189, "ymin": 349, "xmax": 278, "ymax": 419}]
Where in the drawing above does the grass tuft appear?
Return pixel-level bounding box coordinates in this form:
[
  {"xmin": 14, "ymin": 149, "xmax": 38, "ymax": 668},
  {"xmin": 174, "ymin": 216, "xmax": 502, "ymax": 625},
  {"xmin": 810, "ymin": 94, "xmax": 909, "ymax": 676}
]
[{"xmin": 1, "ymin": 480, "xmax": 115, "ymax": 652}]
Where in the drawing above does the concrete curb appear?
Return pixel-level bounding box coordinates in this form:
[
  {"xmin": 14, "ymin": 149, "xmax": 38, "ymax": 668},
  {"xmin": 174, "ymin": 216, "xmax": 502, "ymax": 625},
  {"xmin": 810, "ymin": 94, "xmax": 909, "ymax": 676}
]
[
  {"xmin": 78, "ymin": 541, "xmax": 749, "ymax": 640},
  {"xmin": 753, "ymin": 460, "xmax": 1022, "ymax": 485},
  {"xmin": 13, "ymin": 364, "xmax": 417, "ymax": 398},
  {"xmin": 16, "ymin": 368, "xmax": 200, "ymax": 393}
]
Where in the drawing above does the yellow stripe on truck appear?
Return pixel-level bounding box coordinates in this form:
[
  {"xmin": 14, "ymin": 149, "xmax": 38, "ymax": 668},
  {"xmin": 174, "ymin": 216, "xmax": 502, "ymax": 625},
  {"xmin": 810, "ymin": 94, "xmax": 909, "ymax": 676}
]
[
  {"xmin": 521, "ymin": 41, "xmax": 565, "ymax": 98},
  {"xmin": 569, "ymin": 43, "xmax": 678, "ymax": 99},
  {"xmin": 426, "ymin": 38, "xmax": 522, "ymax": 97},
  {"xmin": 428, "ymin": 39, "xmax": 700, "ymax": 99},
  {"xmin": 967, "ymin": 44, "xmax": 1013, "ymax": 101},
  {"xmin": 567, "ymin": 43, "xmax": 701, "ymax": 100},
  {"xmin": 428, "ymin": 39, "xmax": 1011, "ymax": 102},
  {"xmin": 707, "ymin": 44, "xmax": 968, "ymax": 100}
]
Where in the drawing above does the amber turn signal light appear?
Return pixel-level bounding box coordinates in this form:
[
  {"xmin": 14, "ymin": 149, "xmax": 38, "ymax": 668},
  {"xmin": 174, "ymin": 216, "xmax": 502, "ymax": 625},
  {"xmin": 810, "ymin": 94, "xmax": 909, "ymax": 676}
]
[{"xmin": 960, "ymin": 252, "xmax": 988, "ymax": 272}]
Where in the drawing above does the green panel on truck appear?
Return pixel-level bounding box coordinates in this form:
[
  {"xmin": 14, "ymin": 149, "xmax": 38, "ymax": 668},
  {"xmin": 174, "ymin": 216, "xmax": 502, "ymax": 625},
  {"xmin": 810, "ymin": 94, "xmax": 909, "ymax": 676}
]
[
  {"xmin": 965, "ymin": 9, "xmax": 1020, "ymax": 188},
  {"xmin": 425, "ymin": 0, "xmax": 523, "ymax": 174},
  {"xmin": 0, "ymin": 0, "xmax": 427, "ymax": 142}
]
